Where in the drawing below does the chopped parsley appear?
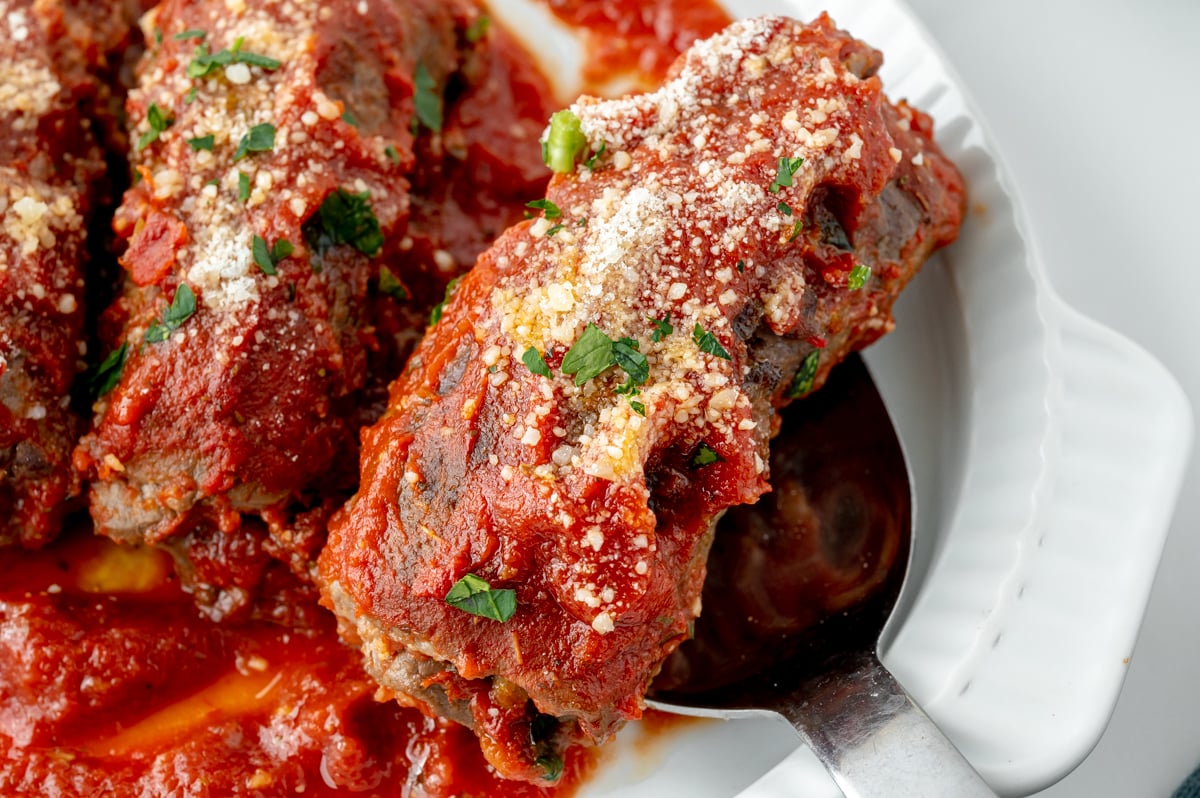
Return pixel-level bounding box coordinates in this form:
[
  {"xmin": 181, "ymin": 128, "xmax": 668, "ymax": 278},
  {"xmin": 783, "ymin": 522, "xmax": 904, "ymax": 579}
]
[
  {"xmin": 187, "ymin": 134, "xmax": 214, "ymax": 151},
  {"xmin": 465, "ymin": 15, "xmax": 490, "ymax": 43},
  {"xmin": 186, "ymin": 42, "xmax": 281, "ymax": 78},
  {"xmin": 341, "ymin": 108, "xmax": 357, "ymax": 127},
  {"xmin": 560, "ymin": 323, "xmax": 613, "ymax": 385},
  {"xmin": 769, "ymin": 156, "xmax": 804, "ymax": 193},
  {"xmin": 90, "ymin": 343, "xmax": 128, "ymax": 398},
  {"xmin": 137, "ymin": 103, "xmax": 172, "ymax": 151},
  {"xmin": 304, "ymin": 189, "xmax": 383, "ymax": 257},
  {"xmin": 648, "ymin": 315, "xmax": 672, "ymax": 342},
  {"xmin": 545, "ymin": 223, "xmax": 565, "ymax": 237},
  {"xmin": 542, "ymin": 109, "xmax": 587, "ymax": 174},
  {"xmin": 237, "ymin": 172, "xmax": 250, "ymax": 201},
  {"xmin": 777, "ymin": 201, "xmax": 793, "ymax": 216},
  {"xmin": 384, "ymin": 144, "xmax": 400, "ymax": 164},
  {"xmin": 691, "ymin": 442, "xmax": 723, "ymax": 468},
  {"xmin": 445, "ymin": 573, "xmax": 516, "ymax": 622},
  {"xmin": 736, "ymin": 259, "xmax": 745, "ymax": 273},
  {"xmin": 786, "ymin": 350, "xmax": 820, "ymax": 398},
  {"xmin": 629, "ymin": 400, "xmax": 646, "ymax": 416},
  {"xmin": 378, "ymin": 266, "xmax": 407, "ymax": 300},
  {"xmin": 233, "ymin": 123, "xmax": 275, "ymax": 161},
  {"xmin": 847, "ymin": 264, "xmax": 872, "ymax": 290},
  {"xmin": 611, "ymin": 337, "xmax": 648, "ymax": 385},
  {"xmin": 251, "ymin": 235, "xmax": 292, "ymax": 275},
  {"xmin": 525, "ymin": 198, "xmax": 561, "ymax": 219},
  {"xmin": 522, "ymin": 346, "xmax": 552, "ymax": 378},
  {"xmin": 536, "ymin": 755, "xmax": 564, "ymax": 782},
  {"xmin": 144, "ymin": 284, "xmax": 197, "ymax": 344},
  {"xmin": 184, "ymin": 87, "xmax": 198, "ymax": 104},
  {"xmin": 413, "ymin": 62, "xmax": 443, "ymax": 132},
  {"xmin": 173, "ymin": 29, "xmax": 206, "ymax": 41},
  {"xmin": 584, "ymin": 140, "xmax": 607, "ymax": 170},
  {"xmin": 692, "ymin": 324, "xmax": 730, "ymax": 360},
  {"xmin": 429, "ymin": 276, "xmax": 461, "ymax": 326}
]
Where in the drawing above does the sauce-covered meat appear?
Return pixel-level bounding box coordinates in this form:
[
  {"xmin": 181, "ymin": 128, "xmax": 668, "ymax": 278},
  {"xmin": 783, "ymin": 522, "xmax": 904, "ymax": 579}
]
[{"xmin": 319, "ymin": 13, "xmax": 964, "ymax": 783}]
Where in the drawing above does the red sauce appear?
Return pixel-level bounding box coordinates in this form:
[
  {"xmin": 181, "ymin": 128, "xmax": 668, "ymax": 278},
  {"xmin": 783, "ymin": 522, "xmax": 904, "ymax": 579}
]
[{"xmin": 542, "ymin": 0, "xmax": 731, "ymax": 86}]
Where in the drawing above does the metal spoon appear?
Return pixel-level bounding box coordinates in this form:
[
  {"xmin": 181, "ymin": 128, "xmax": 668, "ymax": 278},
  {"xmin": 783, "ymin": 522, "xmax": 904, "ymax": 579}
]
[{"xmin": 648, "ymin": 354, "xmax": 995, "ymax": 798}]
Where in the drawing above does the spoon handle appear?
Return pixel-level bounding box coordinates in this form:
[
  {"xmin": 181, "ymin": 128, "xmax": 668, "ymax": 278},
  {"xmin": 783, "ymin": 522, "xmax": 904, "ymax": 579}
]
[{"xmin": 777, "ymin": 651, "xmax": 996, "ymax": 798}]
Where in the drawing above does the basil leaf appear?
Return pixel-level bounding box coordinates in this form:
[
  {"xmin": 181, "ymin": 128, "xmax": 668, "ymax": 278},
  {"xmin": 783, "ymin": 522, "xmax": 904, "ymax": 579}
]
[{"xmin": 445, "ymin": 573, "xmax": 516, "ymax": 622}]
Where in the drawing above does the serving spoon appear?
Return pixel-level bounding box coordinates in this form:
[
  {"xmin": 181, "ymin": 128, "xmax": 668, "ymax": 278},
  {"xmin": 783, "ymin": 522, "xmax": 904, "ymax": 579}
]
[{"xmin": 648, "ymin": 354, "xmax": 995, "ymax": 798}]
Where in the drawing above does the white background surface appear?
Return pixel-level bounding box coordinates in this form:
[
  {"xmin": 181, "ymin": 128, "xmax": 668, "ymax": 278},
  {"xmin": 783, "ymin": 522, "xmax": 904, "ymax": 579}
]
[{"xmin": 898, "ymin": 2, "xmax": 1200, "ymax": 796}]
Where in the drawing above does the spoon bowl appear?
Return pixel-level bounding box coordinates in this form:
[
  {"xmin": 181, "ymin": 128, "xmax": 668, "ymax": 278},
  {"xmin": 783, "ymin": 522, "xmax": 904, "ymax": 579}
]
[{"xmin": 648, "ymin": 355, "xmax": 995, "ymax": 798}]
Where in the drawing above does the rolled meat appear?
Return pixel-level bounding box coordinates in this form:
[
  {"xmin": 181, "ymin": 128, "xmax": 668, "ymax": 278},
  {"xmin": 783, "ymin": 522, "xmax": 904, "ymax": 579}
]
[
  {"xmin": 0, "ymin": 0, "xmax": 115, "ymax": 547},
  {"xmin": 74, "ymin": 0, "xmax": 480, "ymax": 619},
  {"xmin": 318, "ymin": 13, "xmax": 965, "ymax": 782}
]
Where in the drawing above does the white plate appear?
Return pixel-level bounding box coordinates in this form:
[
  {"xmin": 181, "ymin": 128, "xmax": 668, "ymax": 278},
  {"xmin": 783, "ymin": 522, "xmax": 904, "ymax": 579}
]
[{"xmin": 489, "ymin": 0, "xmax": 1193, "ymax": 795}]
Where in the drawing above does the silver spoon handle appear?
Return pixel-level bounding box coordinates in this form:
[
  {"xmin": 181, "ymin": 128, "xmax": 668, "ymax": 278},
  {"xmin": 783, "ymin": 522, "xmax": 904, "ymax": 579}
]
[{"xmin": 777, "ymin": 652, "xmax": 996, "ymax": 798}]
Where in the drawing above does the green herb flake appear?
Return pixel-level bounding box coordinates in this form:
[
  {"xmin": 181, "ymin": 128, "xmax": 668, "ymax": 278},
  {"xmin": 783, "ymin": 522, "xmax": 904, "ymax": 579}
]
[
  {"xmin": 536, "ymin": 755, "xmax": 564, "ymax": 782},
  {"xmin": 184, "ymin": 87, "xmax": 198, "ymax": 104},
  {"xmin": 542, "ymin": 109, "xmax": 587, "ymax": 174},
  {"xmin": 413, "ymin": 62, "xmax": 443, "ymax": 133},
  {"xmin": 429, "ymin": 276, "xmax": 461, "ymax": 326},
  {"xmin": 237, "ymin": 172, "xmax": 250, "ymax": 201},
  {"xmin": 90, "ymin": 343, "xmax": 128, "ymax": 398},
  {"xmin": 777, "ymin": 201, "xmax": 793, "ymax": 216},
  {"xmin": 341, "ymin": 108, "xmax": 357, "ymax": 127},
  {"xmin": 648, "ymin": 315, "xmax": 672, "ymax": 342},
  {"xmin": 561, "ymin": 323, "xmax": 614, "ymax": 385},
  {"xmin": 251, "ymin": 235, "xmax": 293, "ymax": 275},
  {"xmin": 692, "ymin": 324, "xmax": 731, "ymax": 360},
  {"xmin": 378, "ymin": 266, "xmax": 407, "ymax": 301},
  {"xmin": 187, "ymin": 134, "xmax": 214, "ymax": 151},
  {"xmin": 612, "ymin": 338, "xmax": 648, "ymax": 385},
  {"xmin": 545, "ymin": 223, "xmax": 565, "ymax": 237},
  {"xmin": 691, "ymin": 442, "xmax": 723, "ymax": 468},
  {"xmin": 788, "ymin": 219, "xmax": 803, "ymax": 243},
  {"xmin": 304, "ymin": 189, "xmax": 384, "ymax": 257},
  {"xmin": 144, "ymin": 284, "xmax": 197, "ymax": 344},
  {"xmin": 525, "ymin": 198, "xmax": 561, "ymax": 219},
  {"xmin": 629, "ymin": 400, "xmax": 646, "ymax": 416},
  {"xmin": 137, "ymin": 103, "xmax": 172, "ymax": 151},
  {"xmin": 847, "ymin": 264, "xmax": 872, "ymax": 290},
  {"xmin": 233, "ymin": 122, "xmax": 275, "ymax": 161},
  {"xmin": 786, "ymin": 350, "xmax": 820, "ymax": 399},
  {"xmin": 522, "ymin": 346, "xmax": 552, "ymax": 378},
  {"xmin": 465, "ymin": 15, "xmax": 490, "ymax": 43},
  {"xmin": 584, "ymin": 140, "xmax": 607, "ymax": 170},
  {"xmin": 187, "ymin": 43, "xmax": 280, "ymax": 79},
  {"xmin": 736, "ymin": 259, "xmax": 745, "ymax": 273},
  {"xmin": 173, "ymin": 29, "xmax": 206, "ymax": 41},
  {"xmin": 384, "ymin": 144, "xmax": 400, "ymax": 164},
  {"xmin": 153, "ymin": 27, "xmax": 162, "ymax": 45},
  {"xmin": 768, "ymin": 156, "xmax": 804, "ymax": 193},
  {"xmin": 444, "ymin": 573, "xmax": 516, "ymax": 622}
]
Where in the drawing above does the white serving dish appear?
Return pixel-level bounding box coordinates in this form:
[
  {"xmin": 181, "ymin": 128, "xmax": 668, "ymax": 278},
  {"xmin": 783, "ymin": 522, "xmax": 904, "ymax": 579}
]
[{"xmin": 490, "ymin": 0, "xmax": 1193, "ymax": 794}]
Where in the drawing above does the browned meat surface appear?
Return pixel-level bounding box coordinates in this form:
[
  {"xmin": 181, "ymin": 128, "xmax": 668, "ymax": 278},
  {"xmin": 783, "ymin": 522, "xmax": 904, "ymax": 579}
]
[{"xmin": 318, "ymin": 13, "xmax": 965, "ymax": 783}]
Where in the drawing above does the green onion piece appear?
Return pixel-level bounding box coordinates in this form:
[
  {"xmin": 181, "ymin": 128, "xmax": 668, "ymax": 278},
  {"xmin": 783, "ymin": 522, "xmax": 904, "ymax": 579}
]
[
  {"xmin": 233, "ymin": 122, "xmax": 275, "ymax": 161},
  {"xmin": 543, "ymin": 109, "xmax": 588, "ymax": 174},
  {"xmin": 786, "ymin": 350, "xmax": 820, "ymax": 398},
  {"xmin": 445, "ymin": 573, "xmax": 516, "ymax": 622},
  {"xmin": 378, "ymin": 266, "xmax": 407, "ymax": 300},
  {"xmin": 525, "ymin": 198, "xmax": 561, "ymax": 219},
  {"xmin": 413, "ymin": 62, "xmax": 443, "ymax": 132},
  {"xmin": 561, "ymin": 323, "xmax": 614, "ymax": 385},
  {"xmin": 692, "ymin": 324, "xmax": 731, "ymax": 360},
  {"xmin": 691, "ymin": 442, "xmax": 723, "ymax": 468},
  {"xmin": 522, "ymin": 346, "xmax": 552, "ymax": 378},
  {"xmin": 90, "ymin": 343, "xmax": 128, "ymax": 398},
  {"xmin": 847, "ymin": 264, "xmax": 872, "ymax": 290}
]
